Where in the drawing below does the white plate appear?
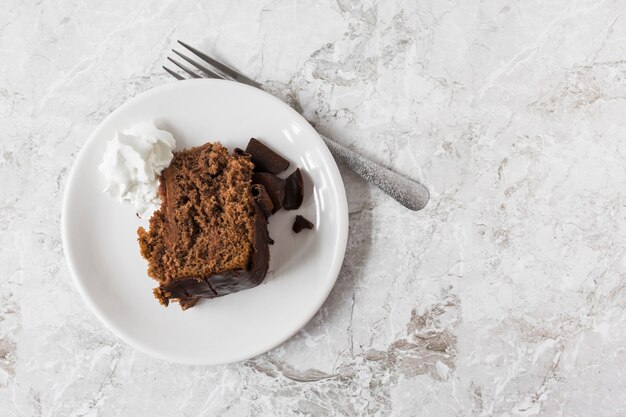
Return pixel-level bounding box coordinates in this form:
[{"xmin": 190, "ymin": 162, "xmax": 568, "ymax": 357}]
[{"xmin": 62, "ymin": 79, "xmax": 348, "ymax": 365}]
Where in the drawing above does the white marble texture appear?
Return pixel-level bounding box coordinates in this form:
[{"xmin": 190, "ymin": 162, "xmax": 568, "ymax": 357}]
[{"xmin": 1, "ymin": 0, "xmax": 626, "ymax": 415}]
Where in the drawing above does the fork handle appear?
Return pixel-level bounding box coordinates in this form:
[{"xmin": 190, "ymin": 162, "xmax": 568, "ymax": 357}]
[{"xmin": 320, "ymin": 135, "xmax": 429, "ymax": 211}]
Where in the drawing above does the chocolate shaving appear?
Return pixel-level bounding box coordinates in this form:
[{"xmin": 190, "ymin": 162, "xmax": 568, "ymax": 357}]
[
  {"xmin": 251, "ymin": 184, "xmax": 273, "ymax": 218},
  {"xmin": 283, "ymin": 168, "xmax": 304, "ymax": 210},
  {"xmin": 246, "ymin": 138, "xmax": 290, "ymax": 174},
  {"xmin": 233, "ymin": 147, "xmax": 250, "ymax": 158},
  {"xmin": 252, "ymin": 172, "xmax": 285, "ymax": 213},
  {"xmin": 292, "ymin": 215, "xmax": 314, "ymax": 233}
]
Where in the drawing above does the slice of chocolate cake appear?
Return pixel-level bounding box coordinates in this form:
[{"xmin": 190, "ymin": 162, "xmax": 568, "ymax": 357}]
[{"xmin": 137, "ymin": 143, "xmax": 273, "ymax": 310}]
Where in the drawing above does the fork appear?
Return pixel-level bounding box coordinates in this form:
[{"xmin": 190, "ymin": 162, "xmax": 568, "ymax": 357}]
[{"xmin": 163, "ymin": 41, "xmax": 430, "ymax": 211}]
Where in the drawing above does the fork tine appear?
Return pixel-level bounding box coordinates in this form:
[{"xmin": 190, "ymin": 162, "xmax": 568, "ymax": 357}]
[
  {"xmin": 163, "ymin": 66, "xmax": 185, "ymax": 80},
  {"xmin": 177, "ymin": 40, "xmax": 262, "ymax": 88},
  {"xmin": 172, "ymin": 50, "xmax": 224, "ymax": 80},
  {"xmin": 167, "ymin": 57, "xmax": 202, "ymax": 78}
]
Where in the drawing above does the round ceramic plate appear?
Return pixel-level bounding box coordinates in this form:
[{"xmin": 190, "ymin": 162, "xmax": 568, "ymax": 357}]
[{"xmin": 62, "ymin": 79, "xmax": 348, "ymax": 365}]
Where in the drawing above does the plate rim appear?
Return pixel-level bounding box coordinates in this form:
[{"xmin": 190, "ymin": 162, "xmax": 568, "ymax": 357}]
[{"xmin": 61, "ymin": 79, "xmax": 349, "ymax": 365}]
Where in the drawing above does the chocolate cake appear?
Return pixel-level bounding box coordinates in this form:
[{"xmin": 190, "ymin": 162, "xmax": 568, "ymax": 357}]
[
  {"xmin": 137, "ymin": 143, "xmax": 273, "ymax": 310},
  {"xmin": 137, "ymin": 137, "xmax": 308, "ymax": 310}
]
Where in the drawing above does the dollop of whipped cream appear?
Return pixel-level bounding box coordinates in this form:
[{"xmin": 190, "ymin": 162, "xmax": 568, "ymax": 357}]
[{"xmin": 99, "ymin": 121, "xmax": 175, "ymax": 218}]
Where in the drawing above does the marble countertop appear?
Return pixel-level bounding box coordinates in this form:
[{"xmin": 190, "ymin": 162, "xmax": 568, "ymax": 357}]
[{"xmin": 2, "ymin": 0, "xmax": 626, "ymax": 415}]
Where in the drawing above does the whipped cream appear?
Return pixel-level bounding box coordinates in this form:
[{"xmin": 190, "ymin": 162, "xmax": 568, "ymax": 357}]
[{"xmin": 99, "ymin": 121, "xmax": 175, "ymax": 218}]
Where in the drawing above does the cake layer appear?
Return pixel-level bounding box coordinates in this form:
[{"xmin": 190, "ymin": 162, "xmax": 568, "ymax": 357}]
[{"xmin": 153, "ymin": 188, "xmax": 272, "ymax": 309}]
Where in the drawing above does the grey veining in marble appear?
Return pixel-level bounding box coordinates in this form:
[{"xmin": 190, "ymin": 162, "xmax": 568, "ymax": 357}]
[{"xmin": 2, "ymin": 0, "xmax": 626, "ymax": 416}]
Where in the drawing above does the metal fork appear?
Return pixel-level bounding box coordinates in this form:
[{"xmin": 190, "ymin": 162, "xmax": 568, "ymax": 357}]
[{"xmin": 164, "ymin": 41, "xmax": 430, "ymax": 211}]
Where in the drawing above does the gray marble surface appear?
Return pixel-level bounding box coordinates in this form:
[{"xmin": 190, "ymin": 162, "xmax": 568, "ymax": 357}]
[{"xmin": 2, "ymin": 0, "xmax": 626, "ymax": 415}]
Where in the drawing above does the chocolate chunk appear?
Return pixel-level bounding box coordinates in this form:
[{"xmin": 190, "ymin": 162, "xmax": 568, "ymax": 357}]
[
  {"xmin": 251, "ymin": 184, "xmax": 273, "ymax": 218},
  {"xmin": 283, "ymin": 168, "xmax": 304, "ymax": 210},
  {"xmin": 252, "ymin": 172, "xmax": 285, "ymax": 213},
  {"xmin": 246, "ymin": 138, "xmax": 290, "ymax": 174},
  {"xmin": 292, "ymin": 215, "xmax": 314, "ymax": 233}
]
